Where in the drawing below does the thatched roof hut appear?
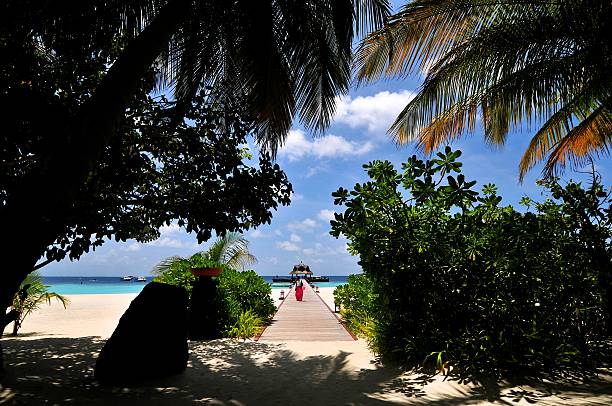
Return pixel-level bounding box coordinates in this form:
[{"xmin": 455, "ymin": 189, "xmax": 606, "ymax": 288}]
[{"xmin": 290, "ymin": 261, "xmax": 312, "ymax": 275}]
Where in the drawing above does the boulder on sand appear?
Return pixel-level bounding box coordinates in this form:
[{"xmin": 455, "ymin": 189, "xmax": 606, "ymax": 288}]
[{"xmin": 94, "ymin": 282, "xmax": 189, "ymax": 385}]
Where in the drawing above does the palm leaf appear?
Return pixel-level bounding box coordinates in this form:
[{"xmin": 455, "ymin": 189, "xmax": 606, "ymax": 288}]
[
  {"xmin": 152, "ymin": 255, "xmax": 188, "ymax": 275},
  {"xmin": 518, "ymin": 92, "xmax": 609, "ymax": 179},
  {"xmin": 543, "ymin": 101, "xmax": 612, "ymax": 178},
  {"xmin": 11, "ymin": 271, "xmax": 69, "ymax": 334}
]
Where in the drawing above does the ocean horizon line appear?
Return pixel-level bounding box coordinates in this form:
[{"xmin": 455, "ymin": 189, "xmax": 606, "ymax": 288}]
[{"xmin": 41, "ymin": 274, "xmax": 358, "ymax": 278}]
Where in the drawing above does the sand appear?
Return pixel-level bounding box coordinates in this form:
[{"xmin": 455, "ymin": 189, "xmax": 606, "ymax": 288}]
[{"xmin": 1, "ymin": 289, "xmax": 611, "ymax": 405}]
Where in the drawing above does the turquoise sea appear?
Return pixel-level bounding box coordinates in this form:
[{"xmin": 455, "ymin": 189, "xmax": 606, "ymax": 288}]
[{"xmin": 42, "ymin": 276, "xmax": 351, "ymax": 295}]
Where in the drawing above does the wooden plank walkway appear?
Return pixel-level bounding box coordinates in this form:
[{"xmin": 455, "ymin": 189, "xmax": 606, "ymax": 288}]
[{"xmin": 258, "ymin": 281, "xmax": 354, "ymax": 342}]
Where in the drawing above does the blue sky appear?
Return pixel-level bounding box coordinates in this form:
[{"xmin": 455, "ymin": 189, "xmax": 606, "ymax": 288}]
[{"xmin": 41, "ymin": 3, "xmax": 611, "ymax": 277}]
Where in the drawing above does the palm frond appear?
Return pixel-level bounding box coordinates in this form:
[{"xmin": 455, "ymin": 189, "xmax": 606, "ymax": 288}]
[
  {"xmin": 356, "ymin": 0, "xmax": 541, "ymax": 83},
  {"xmin": 542, "ymin": 101, "xmax": 612, "ymax": 178},
  {"xmin": 152, "ymin": 255, "xmax": 187, "ymax": 275},
  {"xmin": 11, "ymin": 271, "xmax": 70, "ymax": 333},
  {"xmin": 391, "ymin": 8, "xmax": 588, "ymax": 146},
  {"xmin": 194, "ymin": 232, "xmax": 258, "ymax": 269},
  {"xmin": 294, "ymin": 6, "xmax": 351, "ymax": 134},
  {"xmin": 518, "ymin": 90, "xmax": 608, "ymax": 179},
  {"xmin": 220, "ymin": 234, "xmax": 258, "ymax": 269},
  {"xmin": 155, "ymin": 0, "xmax": 390, "ymax": 152},
  {"xmin": 19, "ymin": 292, "xmax": 69, "ymax": 323},
  {"xmin": 353, "ymin": 0, "xmax": 392, "ymax": 36}
]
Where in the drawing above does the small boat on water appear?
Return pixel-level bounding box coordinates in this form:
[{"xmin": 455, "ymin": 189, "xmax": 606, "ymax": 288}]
[
  {"xmin": 121, "ymin": 275, "xmax": 134, "ymax": 281},
  {"xmin": 136, "ymin": 276, "xmax": 147, "ymax": 282},
  {"xmin": 306, "ymin": 275, "xmax": 329, "ymax": 283}
]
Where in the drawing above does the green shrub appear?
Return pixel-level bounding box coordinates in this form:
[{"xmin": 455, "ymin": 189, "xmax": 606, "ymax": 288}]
[
  {"xmin": 154, "ymin": 263, "xmax": 275, "ymax": 338},
  {"xmin": 334, "ymin": 274, "xmax": 379, "ymax": 342},
  {"xmin": 331, "ymin": 147, "xmax": 611, "ymax": 381},
  {"xmin": 216, "ymin": 268, "xmax": 276, "ymax": 333},
  {"xmin": 152, "ymin": 263, "xmax": 198, "ymax": 295},
  {"xmin": 225, "ymin": 309, "xmax": 264, "ymax": 339},
  {"xmin": 152, "ymin": 255, "xmax": 228, "ymax": 296}
]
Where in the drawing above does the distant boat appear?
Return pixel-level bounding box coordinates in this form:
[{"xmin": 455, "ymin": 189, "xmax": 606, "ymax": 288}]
[
  {"xmin": 121, "ymin": 276, "xmax": 134, "ymax": 281},
  {"xmin": 306, "ymin": 276, "xmax": 329, "ymax": 282},
  {"xmin": 136, "ymin": 276, "xmax": 147, "ymax": 282}
]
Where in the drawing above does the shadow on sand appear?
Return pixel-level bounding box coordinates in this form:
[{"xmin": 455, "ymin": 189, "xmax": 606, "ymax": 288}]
[{"xmin": 0, "ymin": 337, "xmax": 611, "ymax": 405}]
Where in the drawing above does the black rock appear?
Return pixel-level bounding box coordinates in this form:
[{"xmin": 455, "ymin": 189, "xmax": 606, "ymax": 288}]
[{"xmin": 94, "ymin": 282, "xmax": 189, "ymax": 385}]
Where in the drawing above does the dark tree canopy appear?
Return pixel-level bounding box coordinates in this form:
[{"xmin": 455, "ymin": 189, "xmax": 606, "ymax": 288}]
[
  {"xmin": 41, "ymin": 91, "xmax": 292, "ymax": 264},
  {"xmin": 0, "ymin": 2, "xmax": 292, "ymax": 266}
]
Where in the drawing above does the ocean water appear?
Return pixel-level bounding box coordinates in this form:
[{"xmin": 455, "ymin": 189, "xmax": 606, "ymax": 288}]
[
  {"xmin": 42, "ymin": 275, "xmax": 351, "ymax": 295},
  {"xmin": 42, "ymin": 277, "xmax": 150, "ymax": 295}
]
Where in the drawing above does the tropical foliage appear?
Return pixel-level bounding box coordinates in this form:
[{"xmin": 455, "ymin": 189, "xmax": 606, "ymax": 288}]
[
  {"xmin": 155, "ymin": 268, "xmax": 275, "ymax": 338},
  {"xmin": 153, "ymin": 236, "xmax": 275, "ymax": 338},
  {"xmin": 225, "ymin": 309, "xmax": 264, "ymax": 340},
  {"xmin": 333, "ymin": 274, "xmax": 378, "ymax": 340},
  {"xmin": 331, "ymin": 147, "xmax": 611, "ymax": 381},
  {"xmin": 152, "ymin": 233, "xmax": 258, "ymax": 295},
  {"xmin": 216, "ymin": 269, "xmax": 275, "ymax": 337},
  {"xmin": 10, "ymin": 272, "xmax": 69, "ymax": 336},
  {"xmin": 356, "ymin": 0, "xmax": 612, "ymax": 179}
]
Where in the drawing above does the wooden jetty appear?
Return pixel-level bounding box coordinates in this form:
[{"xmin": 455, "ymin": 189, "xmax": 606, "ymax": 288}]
[{"xmin": 258, "ymin": 281, "xmax": 354, "ymax": 342}]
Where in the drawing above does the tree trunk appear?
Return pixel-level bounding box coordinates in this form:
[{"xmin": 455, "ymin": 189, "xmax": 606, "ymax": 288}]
[{"xmin": 0, "ymin": 0, "xmax": 188, "ymax": 372}]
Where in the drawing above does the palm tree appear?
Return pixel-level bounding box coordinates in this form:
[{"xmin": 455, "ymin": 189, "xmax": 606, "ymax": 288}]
[
  {"xmin": 10, "ymin": 271, "xmax": 69, "ymax": 336},
  {"xmin": 355, "ymin": 0, "xmax": 612, "ymax": 179},
  {"xmin": 153, "ymin": 232, "xmax": 257, "ymax": 277},
  {"xmin": 205, "ymin": 233, "xmax": 258, "ymax": 270}
]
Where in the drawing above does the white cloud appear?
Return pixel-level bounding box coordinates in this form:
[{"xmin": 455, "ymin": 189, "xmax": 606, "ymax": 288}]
[
  {"xmin": 249, "ymin": 229, "xmax": 265, "ymax": 238},
  {"xmin": 318, "ymin": 209, "xmax": 335, "ymax": 222},
  {"xmin": 125, "ymin": 242, "xmax": 141, "ymax": 252},
  {"xmin": 263, "ymin": 256, "xmax": 280, "ymax": 265},
  {"xmin": 291, "ymin": 192, "xmax": 304, "ymax": 201},
  {"xmin": 249, "ymin": 229, "xmax": 282, "ymax": 238},
  {"xmin": 277, "ymin": 241, "xmax": 300, "ymax": 252},
  {"xmin": 279, "ymin": 129, "xmax": 374, "ymax": 162},
  {"xmin": 334, "ymin": 90, "xmax": 416, "ymax": 133},
  {"xmin": 302, "ymin": 248, "xmax": 315, "ymax": 256},
  {"xmin": 306, "ymin": 165, "xmax": 327, "ymax": 178},
  {"xmin": 288, "ymin": 218, "xmax": 318, "ymax": 232},
  {"xmin": 159, "ymin": 223, "xmax": 181, "ymax": 236},
  {"xmin": 148, "ymin": 237, "xmax": 196, "ymax": 249},
  {"xmin": 290, "ymin": 233, "xmax": 302, "ymax": 243},
  {"xmin": 141, "ymin": 223, "xmax": 197, "ymax": 249}
]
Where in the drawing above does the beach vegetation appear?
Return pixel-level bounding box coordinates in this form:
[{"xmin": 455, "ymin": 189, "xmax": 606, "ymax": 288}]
[
  {"xmin": 152, "ymin": 233, "xmax": 258, "ymax": 295},
  {"xmin": 225, "ymin": 310, "xmax": 264, "ymax": 340},
  {"xmin": 331, "ymin": 147, "xmax": 611, "ymax": 382},
  {"xmin": 356, "ymin": 0, "xmax": 612, "ymax": 180},
  {"xmin": 10, "ymin": 271, "xmax": 69, "ymax": 336},
  {"xmin": 216, "ymin": 269, "xmax": 276, "ymax": 331},
  {"xmin": 333, "ymin": 274, "xmax": 379, "ymax": 341},
  {"xmin": 153, "ymin": 238, "xmax": 275, "ymax": 338}
]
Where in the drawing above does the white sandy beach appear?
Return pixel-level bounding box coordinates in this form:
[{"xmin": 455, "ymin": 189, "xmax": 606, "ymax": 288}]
[{"xmin": 1, "ymin": 287, "xmax": 611, "ymax": 405}]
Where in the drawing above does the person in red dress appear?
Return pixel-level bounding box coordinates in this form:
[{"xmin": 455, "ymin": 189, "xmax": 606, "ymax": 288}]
[{"xmin": 295, "ymin": 279, "xmax": 304, "ymax": 301}]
